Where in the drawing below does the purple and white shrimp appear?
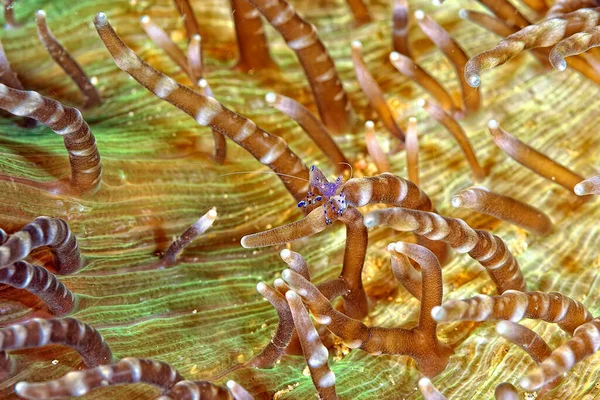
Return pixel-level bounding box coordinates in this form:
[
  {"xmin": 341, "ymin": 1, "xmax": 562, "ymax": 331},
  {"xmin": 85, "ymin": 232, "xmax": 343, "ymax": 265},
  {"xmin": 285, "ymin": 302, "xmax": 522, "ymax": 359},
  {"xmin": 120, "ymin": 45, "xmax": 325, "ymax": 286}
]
[{"xmin": 297, "ymin": 165, "xmax": 347, "ymax": 225}]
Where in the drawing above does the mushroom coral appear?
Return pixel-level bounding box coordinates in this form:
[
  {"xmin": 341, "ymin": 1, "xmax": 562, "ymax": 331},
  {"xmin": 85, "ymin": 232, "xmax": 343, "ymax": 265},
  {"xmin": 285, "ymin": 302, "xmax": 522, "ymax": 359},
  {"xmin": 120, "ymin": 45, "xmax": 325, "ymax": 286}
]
[{"xmin": 0, "ymin": 0, "xmax": 599, "ymax": 399}]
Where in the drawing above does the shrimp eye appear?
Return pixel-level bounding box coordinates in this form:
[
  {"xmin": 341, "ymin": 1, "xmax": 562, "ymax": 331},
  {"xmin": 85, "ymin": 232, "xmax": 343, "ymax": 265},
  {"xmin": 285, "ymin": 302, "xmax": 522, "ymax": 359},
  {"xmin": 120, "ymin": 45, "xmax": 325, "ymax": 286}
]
[
  {"xmin": 297, "ymin": 200, "xmax": 307, "ymax": 208},
  {"xmin": 315, "ymin": 196, "xmax": 323, "ymax": 202}
]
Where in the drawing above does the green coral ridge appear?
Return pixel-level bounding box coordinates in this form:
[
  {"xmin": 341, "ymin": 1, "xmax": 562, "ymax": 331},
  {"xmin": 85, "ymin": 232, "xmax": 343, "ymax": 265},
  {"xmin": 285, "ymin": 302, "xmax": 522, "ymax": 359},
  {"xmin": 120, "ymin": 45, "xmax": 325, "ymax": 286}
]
[{"xmin": 0, "ymin": 0, "xmax": 599, "ymax": 399}]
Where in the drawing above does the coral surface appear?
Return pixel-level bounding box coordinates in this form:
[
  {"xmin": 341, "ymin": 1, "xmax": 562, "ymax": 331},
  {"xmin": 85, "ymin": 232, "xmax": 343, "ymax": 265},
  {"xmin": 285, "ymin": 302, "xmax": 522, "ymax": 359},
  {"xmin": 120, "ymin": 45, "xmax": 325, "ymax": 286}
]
[{"xmin": 0, "ymin": 0, "xmax": 599, "ymax": 399}]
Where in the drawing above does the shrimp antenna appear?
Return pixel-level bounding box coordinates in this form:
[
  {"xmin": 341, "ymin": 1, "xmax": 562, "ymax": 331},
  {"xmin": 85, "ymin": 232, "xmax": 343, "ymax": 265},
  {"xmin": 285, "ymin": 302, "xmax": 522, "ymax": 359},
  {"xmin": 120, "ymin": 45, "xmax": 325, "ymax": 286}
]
[
  {"xmin": 339, "ymin": 162, "xmax": 353, "ymax": 179},
  {"xmin": 218, "ymin": 170, "xmax": 310, "ymax": 183}
]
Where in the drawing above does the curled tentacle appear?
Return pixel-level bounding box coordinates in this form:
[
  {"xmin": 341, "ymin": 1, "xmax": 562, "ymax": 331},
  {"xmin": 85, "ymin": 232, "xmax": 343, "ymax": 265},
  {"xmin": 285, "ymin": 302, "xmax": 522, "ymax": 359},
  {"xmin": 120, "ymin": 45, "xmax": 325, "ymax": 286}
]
[
  {"xmin": 15, "ymin": 357, "xmax": 183, "ymax": 399},
  {"xmin": 0, "ymin": 216, "xmax": 81, "ymax": 275},
  {"xmin": 432, "ymin": 290, "xmax": 592, "ymax": 334}
]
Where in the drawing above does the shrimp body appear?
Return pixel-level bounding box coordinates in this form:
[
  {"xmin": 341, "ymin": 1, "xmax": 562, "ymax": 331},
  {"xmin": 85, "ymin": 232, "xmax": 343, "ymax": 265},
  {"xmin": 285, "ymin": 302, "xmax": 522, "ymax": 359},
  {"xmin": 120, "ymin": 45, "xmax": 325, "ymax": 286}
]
[{"xmin": 297, "ymin": 165, "xmax": 347, "ymax": 224}]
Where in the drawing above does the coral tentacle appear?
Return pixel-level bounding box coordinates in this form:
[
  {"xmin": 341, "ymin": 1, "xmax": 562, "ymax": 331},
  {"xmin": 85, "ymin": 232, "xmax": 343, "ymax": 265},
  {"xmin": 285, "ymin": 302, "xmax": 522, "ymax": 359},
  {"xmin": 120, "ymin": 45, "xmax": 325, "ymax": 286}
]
[{"xmin": 94, "ymin": 13, "xmax": 309, "ymax": 200}]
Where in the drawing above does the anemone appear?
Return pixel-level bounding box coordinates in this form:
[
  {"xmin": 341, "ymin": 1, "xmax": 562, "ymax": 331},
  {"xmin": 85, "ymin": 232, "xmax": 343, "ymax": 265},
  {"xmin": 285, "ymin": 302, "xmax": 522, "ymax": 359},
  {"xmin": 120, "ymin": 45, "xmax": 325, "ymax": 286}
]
[{"xmin": 1, "ymin": 1, "xmax": 600, "ymax": 399}]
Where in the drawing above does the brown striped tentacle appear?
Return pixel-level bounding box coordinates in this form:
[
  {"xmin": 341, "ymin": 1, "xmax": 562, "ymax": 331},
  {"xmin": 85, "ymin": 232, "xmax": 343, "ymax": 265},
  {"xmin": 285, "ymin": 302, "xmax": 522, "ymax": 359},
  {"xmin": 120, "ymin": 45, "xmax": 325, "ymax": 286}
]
[
  {"xmin": 172, "ymin": 0, "xmax": 204, "ymax": 40},
  {"xmin": 94, "ymin": 13, "xmax": 309, "ymax": 200},
  {"xmin": 392, "ymin": 0, "xmax": 411, "ymax": 57},
  {"xmin": 346, "ymin": 0, "xmax": 371, "ymax": 26},
  {"xmin": 345, "ymin": 0, "xmax": 371, "ymax": 26},
  {"xmin": 364, "ymin": 120, "xmax": 390, "ymax": 173},
  {"xmin": 280, "ymin": 248, "xmax": 309, "ymax": 280},
  {"xmin": 140, "ymin": 15, "xmax": 192, "ymax": 78},
  {"xmin": 435, "ymin": 0, "xmax": 532, "ymax": 29},
  {"xmin": 246, "ymin": 0, "xmax": 352, "ymax": 134},
  {"xmin": 365, "ymin": 208, "xmax": 526, "ymax": 293},
  {"xmin": 341, "ymin": 173, "xmax": 433, "ymax": 210},
  {"xmin": 249, "ymin": 281, "xmax": 295, "ymax": 368},
  {"xmin": 389, "ymin": 51, "xmax": 459, "ymax": 116},
  {"xmin": 547, "ymin": 0, "xmax": 599, "ymax": 18},
  {"xmin": 351, "ymin": 41, "xmax": 405, "ymax": 142},
  {"xmin": 414, "ymin": 10, "xmax": 480, "ymax": 114},
  {"xmin": 2, "ymin": 0, "xmax": 18, "ymax": 29},
  {"xmin": 473, "ymin": 0, "xmax": 532, "ymax": 29},
  {"xmin": 188, "ymin": 34, "xmax": 203, "ymax": 82},
  {"xmin": 15, "ymin": 357, "xmax": 183, "ymax": 399},
  {"xmin": 1, "ymin": 317, "xmax": 113, "ymax": 368},
  {"xmin": 286, "ymin": 290, "xmax": 338, "ymax": 399},
  {"xmin": 389, "ymin": 243, "xmax": 422, "ymax": 299},
  {"xmin": 465, "ymin": 7, "xmax": 600, "ymax": 87},
  {"xmin": 432, "ymin": 291, "xmax": 592, "ymax": 334},
  {"xmin": 265, "ymin": 92, "xmax": 349, "ymax": 172},
  {"xmin": 0, "ymin": 216, "xmax": 81, "ymax": 275},
  {"xmin": 458, "ymin": 9, "xmax": 563, "ymax": 70},
  {"xmin": 0, "ymin": 37, "xmax": 25, "ymax": 90},
  {"xmin": 231, "ymin": 0, "xmax": 276, "ymax": 71},
  {"xmin": 160, "ymin": 207, "xmax": 218, "ymax": 267},
  {"xmin": 550, "ymin": 25, "xmax": 600, "ymax": 70},
  {"xmin": 495, "ymin": 321, "xmax": 552, "ymax": 364},
  {"xmin": 0, "ymin": 261, "xmax": 76, "ymax": 316},
  {"xmin": 0, "ymin": 84, "xmax": 102, "ymax": 194},
  {"xmin": 406, "ymin": 117, "xmax": 419, "ymax": 185},
  {"xmin": 451, "ymin": 187, "xmax": 553, "ymax": 236},
  {"xmin": 35, "ymin": 10, "xmax": 101, "ymax": 109},
  {"xmin": 419, "ymin": 99, "xmax": 485, "ymax": 181},
  {"xmin": 520, "ymin": 317, "xmax": 600, "ymax": 391},
  {"xmin": 458, "ymin": 8, "xmax": 518, "ymax": 38},
  {"xmin": 488, "ymin": 120, "xmax": 587, "ymax": 195}
]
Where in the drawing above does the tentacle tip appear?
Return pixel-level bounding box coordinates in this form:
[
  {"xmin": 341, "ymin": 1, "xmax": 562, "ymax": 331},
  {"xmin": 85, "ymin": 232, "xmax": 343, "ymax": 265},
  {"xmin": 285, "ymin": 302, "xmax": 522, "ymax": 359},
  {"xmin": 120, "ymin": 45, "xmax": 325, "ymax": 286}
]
[
  {"xmin": 265, "ymin": 92, "xmax": 277, "ymax": 104},
  {"xmin": 408, "ymin": 117, "xmax": 417, "ymax": 123},
  {"xmin": 35, "ymin": 9, "xmax": 46, "ymax": 18},
  {"xmin": 450, "ymin": 196, "xmax": 463, "ymax": 208},
  {"xmin": 431, "ymin": 306, "xmax": 446, "ymax": 321},
  {"xmin": 432, "ymin": 0, "xmax": 443, "ymax": 5},
  {"xmin": 418, "ymin": 377, "xmax": 432, "ymax": 389},
  {"xmin": 519, "ymin": 377, "xmax": 533, "ymax": 391},
  {"xmin": 365, "ymin": 120, "xmax": 375, "ymax": 129},
  {"xmin": 487, "ymin": 119, "xmax": 499, "ymax": 130},
  {"xmin": 192, "ymin": 33, "xmax": 201, "ymax": 41},
  {"xmin": 467, "ymin": 73, "xmax": 481, "ymax": 88},
  {"xmin": 363, "ymin": 215, "xmax": 375, "ymax": 228},
  {"xmin": 285, "ymin": 290, "xmax": 298, "ymax": 300},
  {"xmin": 207, "ymin": 207, "xmax": 218, "ymax": 219},
  {"xmin": 198, "ymin": 79, "xmax": 208, "ymax": 88},
  {"xmin": 14, "ymin": 382, "xmax": 30, "ymax": 397},
  {"xmin": 240, "ymin": 236, "xmax": 251, "ymax": 248},
  {"xmin": 574, "ymin": 183, "xmax": 586, "ymax": 196},
  {"xmin": 414, "ymin": 9, "xmax": 425, "ymax": 20},
  {"xmin": 281, "ymin": 268, "xmax": 292, "ymax": 281},
  {"xmin": 389, "ymin": 51, "xmax": 400, "ymax": 61},
  {"xmin": 256, "ymin": 282, "xmax": 267, "ymax": 293},
  {"xmin": 95, "ymin": 12, "xmax": 108, "ymax": 25},
  {"xmin": 555, "ymin": 59, "xmax": 567, "ymax": 71},
  {"xmin": 387, "ymin": 242, "xmax": 396, "ymax": 252},
  {"xmin": 351, "ymin": 40, "xmax": 362, "ymax": 49},
  {"xmin": 226, "ymin": 380, "xmax": 236, "ymax": 390},
  {"xmin": 458, "ymin": 9, "xmax": 468, "ymax": 19},
  {"xmin": 280, "ymin": 248, "xmax": 291, "ymax": 260},
  {"xmin": 495, "ymin": 321, "xmax": 510, "ymax": 335}
]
